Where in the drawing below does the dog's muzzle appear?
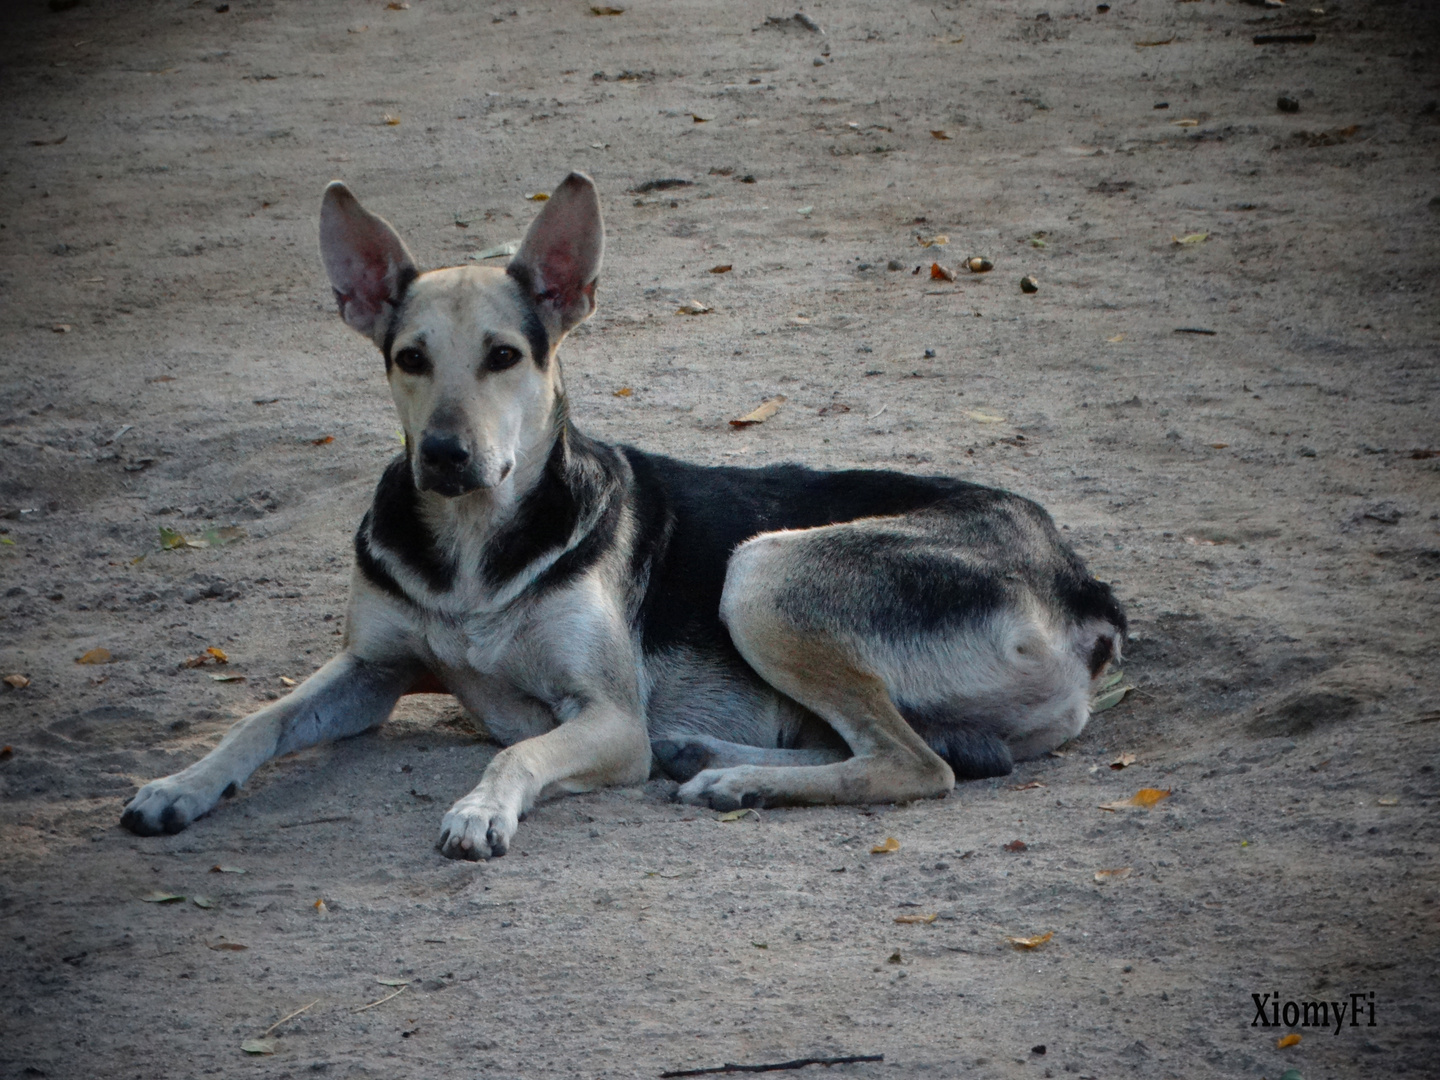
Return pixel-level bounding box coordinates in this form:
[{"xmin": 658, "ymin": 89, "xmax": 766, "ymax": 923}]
[{"xmin": 415, "ymin": 432, "xmax": 510, "ymax": 496}]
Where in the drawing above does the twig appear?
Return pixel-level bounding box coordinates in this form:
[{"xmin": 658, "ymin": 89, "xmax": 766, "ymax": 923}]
[
  {"xmin": 277, "ymin": 815, "xmax": 355, "ymax": 829},
  {"xmin": 865, "ymin": 405, "xmax": 887, "ymax": 421},
  {"xmin": 660, "ymin": 1055, "xmax": 884, "ymax": 1078},
  {"xmin": 353, "ymin": 985, "xmax": 406, "ymax": 1013},
  {"xmin": 262, "ymin": 998, "xmax": 319, "ymax": 1037}
]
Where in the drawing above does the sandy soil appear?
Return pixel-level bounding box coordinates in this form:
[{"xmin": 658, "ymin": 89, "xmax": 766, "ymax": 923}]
[{"xmin": 2, "ymin": 0, "xmax": 1438, "ymax": 1077}]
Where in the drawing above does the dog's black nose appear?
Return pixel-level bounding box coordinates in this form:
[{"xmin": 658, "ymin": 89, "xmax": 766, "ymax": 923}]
[{"xmin": 420, "ymin": 432, "xmax": 471, "ymax": 470}]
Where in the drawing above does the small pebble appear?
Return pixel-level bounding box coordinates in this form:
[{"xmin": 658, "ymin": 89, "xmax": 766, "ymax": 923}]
[
  {"xmin": 1277, "ymin": 95, "xmax": 1300, "ymax": 113},
  {"xmin": 1020, "ymin": 275, "xmax": 1039, "ymax": 293},
  {"xmin": 886, "ymin": 259, "xmax": 904, "ymax": 271},
  {"xmin": 966, "ymin": 256, "xmax": 993, "ymax": 273},
  {"xmin": 923, "ymin": 348, "xmax": 936, "ymax": 358}
]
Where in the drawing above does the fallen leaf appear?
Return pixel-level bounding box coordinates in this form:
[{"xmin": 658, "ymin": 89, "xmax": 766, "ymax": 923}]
[
  {"xmin": 1109, "ymin": 753, "xmax": 1137, "ymax": 770},
  {"xmin": 1277, "ymin": 1033, "xmax": 1302, "ymax": 1048},
  {"xmin": 1091, "ymin": 683, "xmax": 1134, "ymax": 712},
  {"xmin": 871, "ymin": 836, "xmax": 901, "ymax": 854},
  {"xmin": 895, "ymin": 912, "xmax": 938, "ymax": 924},
  {"xmin": 29, "ymin": 135, "xmax": 68, "ymax": 146},
  {"xmin": 158, "ymin": 525, "xmax": 187, "ymax": 549},
  {"xmin": 1172, "ymin": 118, "xmax": 1200, "ymax": 127},
  {"xmin": 208, "ymin": 941, "xmax": 247, "ymax": 951},
  {"xmin": 1377, "ymin": 796, "xmax": 1398, "ymax": 806},
  {"xmin": 930, "ymin": 130, "xmax": 951, "ymax": 140},
  {"xmin": 930, "ymin": 262, "xmax": 956, "ymax": 282},
  {"xmin": 52, "ymin": 323, "xmax": 72, "ymax": 333},
  {"xmin": 1135, "ymin": 36, "xmax": 1175, "ymax": 46},
  {"xmin": 386, "ymin": 1, "xmax": 409, "ymax": 8},
  {"xmin": 1007, "ymin": 931, "xmax": 1053, "ymax": 949},
  {"xmin": 279, "ymin": 676, "xmax": 297, "ymax": 687},
  {"xmin": 210, "ymin": 672, "xmax": 245, "ymax": 682},
  {"xmin": 590, "ymin": 4, "xmax": 624, "ymax": 13},
  {"xmin": 886, "ymin": 950, "xmax": 904, "ymax": 964},
  {"xmin": 206, "ymin": 646, "xmax": 229, "ymax": 663},
  {"xmin": 730, "ymin": 396, "xmax": 785, "ymax": 428},
  {"xmin": 965, "ymin": 410, "xmax": 1006, "ymax": 424},
  {"xmin": 1107, "ymin": 334, "xmax": 1125, "ymax": 343},
  {"xmin": 76, "ymin": 648, "xmax": 111, "ymax": 665},
  {"xmin": 691, "ymin": 114, "xmax": 713, "ymax": 124},
  {"xmin": 471, "ymin": 240, "xmax": 520, "ymax": 260},
  {"xmin": 1008, "ymin": 780, "xmax": 1045, "ymax": 791},
  {"xmin": 1094, "ymin": 867, "xmax": 1133, "ymax": 882},
  {"xmin": 716, "ymin": 808, "xmax": 759, "ymax": 822},
  {"xmin": 1184, "ymin": 535, "xmax": 1222, "ymax": 546},
  {"xmin": 1003, "ymin": 839, "xmax": 1028, "ymax": 853},
  {"xmin": 4, "ymin": 675, "xmax": 30, "ymax": 689},
  {"xmin": 1172, "ymin": 232, "xmax": 1209, "ymax": 245},
  {"xmin": 1279, "ymin": 1070, "xmax": 1302, "ymax": 1080},
  {"xmin": 751, "ymin": 941, "xmax": 768, "ymax": 949},
  {"xmin": 191, "ymin": 896, "xmax": 214, "ymax": 909},
  {"xmin": 0, "ymin": 746, "xmax": 11, "ymax": 761},
  {"xmin": 376, "ymin": 977, "xmax": 410, "ymax": 987},
  {"xmin": 314, "ymin": 898, "xmax": 328, "ymax": 914},
  {"xmin": 709, "ymin": 264, "xmax": 733, "ymax": 274},
  {"xmin": 916, "ymin": 234, "xmax": 949, "ymax": 247},
  {"xmin": 141, "ymin": 891, "xmax": 185, "ymax": 903},
  {"xmin": 1208, "ymin": 442, "xmax": 1229, "ymax": 449},
  {"xmin": 1099, "ymin": 788, "xmax": 1172, "ymax": 811},
  {"xmin": 676, "ymin": 300, "xmax": 712, "ymax": 315},
  {"xmin": 211, "ymin": 865, "xmax": 246, "ymax": 874},
  {"xmin": 311, "ymin": 434, "xmax": 334, "ymax": 446},
  {"xmin": 241, "ymin": 1038, "xmax": 277, "ymax": 1056},
  {"xmin": 612, "ymin": 387, "xmax": 633, "ymax": 398},
  {"xmin": 382, "ymin": 113, "xmax": 400, "ymax": 125},
  {"xmin": 1098, "ymin": 670, "xmax": 1126, "ymax": 691},
  {"xmin": 526, "ymin": 192, "xmax": 550, "ymax": 201}
]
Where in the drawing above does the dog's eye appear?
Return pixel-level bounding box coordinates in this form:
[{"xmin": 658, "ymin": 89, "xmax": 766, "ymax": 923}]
[
  {"xmin": 485, "ymin": 345, "xmax": 522, "ymax": 372},
  {"xmin": 393, "ymin": 347, "xmax": 430, "ymax": 376}
]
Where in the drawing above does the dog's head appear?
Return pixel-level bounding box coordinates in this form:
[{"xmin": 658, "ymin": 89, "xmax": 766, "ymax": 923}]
[{"xmin": 319, "ymin": 173, "xmax": 603, "ymax": 497}]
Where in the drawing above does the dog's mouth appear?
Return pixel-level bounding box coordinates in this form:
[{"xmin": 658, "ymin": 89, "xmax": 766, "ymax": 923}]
[{"xmin": 414, "ymin": 461, "xmax": 512, "ymax": 497}]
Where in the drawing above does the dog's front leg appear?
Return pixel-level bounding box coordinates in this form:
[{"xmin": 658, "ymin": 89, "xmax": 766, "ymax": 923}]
[
  {"xmin": 121, "ymin": 652, "xmax": 415, "ymax": 835},
  {"xmin": 438, "ymin": 701, "xmax": 649, "ymax": 860}
]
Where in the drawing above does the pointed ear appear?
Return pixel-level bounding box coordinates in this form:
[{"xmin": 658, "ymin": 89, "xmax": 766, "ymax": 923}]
[
  {"xmin": 319, "ymin": 181, "xmax": 418, "ymax": 344},
  {"xmin": 507, "ymin": 172, "xmax": 604, "ymax": 338}
]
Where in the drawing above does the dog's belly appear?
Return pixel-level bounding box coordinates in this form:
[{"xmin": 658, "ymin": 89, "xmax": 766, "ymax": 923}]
[{"xmin": 440, "ymin": 663, "xmax": 559, "ymax": 745}]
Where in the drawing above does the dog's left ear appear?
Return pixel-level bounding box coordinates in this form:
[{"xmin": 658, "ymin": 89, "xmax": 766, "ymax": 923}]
[
  {"xmin": 320, "ymin": 181, "xmax": 418, "ymax": 345},
  {"xmin": 508, "ymin": 172, "xmax": 604, "ymax": 338}
]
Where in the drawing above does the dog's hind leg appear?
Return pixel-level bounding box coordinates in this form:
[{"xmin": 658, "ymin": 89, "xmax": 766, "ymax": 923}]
[
  {"xmin": 652, "ymin": 736, "xmax": 846, "ymax": 783},
  {"xmin": 120, "ymin": 652, "xmax": 415, "ymax": 835}
]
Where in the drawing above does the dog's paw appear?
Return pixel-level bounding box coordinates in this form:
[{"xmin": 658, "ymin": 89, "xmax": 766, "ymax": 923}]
[
  {"xmin": 650, "ymin": 738, "xmax": 713, "ymax": 783},
  {"xmin": 674, "ymin": 767, "xmax": 769, "ymax": 812},
  {"xmin": 438, "ymin": 797, "xmax": 519, "ymax": 861},
  {"xmin": 120, "ymin": 777, "xmax": 219, "ymax": 836}
]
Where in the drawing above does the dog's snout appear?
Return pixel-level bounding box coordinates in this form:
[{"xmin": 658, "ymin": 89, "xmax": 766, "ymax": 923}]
[{"xmin": 420, "ymin": 432, "xmax": 471, "ymax": 471}]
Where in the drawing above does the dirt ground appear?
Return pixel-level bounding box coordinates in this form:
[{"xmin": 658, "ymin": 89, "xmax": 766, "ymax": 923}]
[{"xmin": 2, "ymin": 0, "xmax": 1438, "ymax": 1077}]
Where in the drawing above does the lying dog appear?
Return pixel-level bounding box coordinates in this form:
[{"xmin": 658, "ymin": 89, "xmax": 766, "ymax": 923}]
[{"xmin": 121, "ymin": 172, "xmax": 1126, "ymax": 859}]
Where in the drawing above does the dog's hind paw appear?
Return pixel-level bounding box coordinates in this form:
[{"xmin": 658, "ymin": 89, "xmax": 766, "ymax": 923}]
[
  {"xmin": 674, "ymin": 767, "xmax": 769, "ymax": 812},
  {"xmin": 438, "ymin": 797, "xmax": 518, "ymax": 861},
  {"xmin": 650, "ymin": 738, "xmax": 712, "ymax": 783},
  {"xmin": 120, "ymin": 778, "xmax": 219, "ymax": 836}
]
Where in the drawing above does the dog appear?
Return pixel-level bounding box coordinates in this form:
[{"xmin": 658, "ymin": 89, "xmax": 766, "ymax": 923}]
[{"xmin": 121, "ymin": 172, "xmax": 1126, "ymax": 860}]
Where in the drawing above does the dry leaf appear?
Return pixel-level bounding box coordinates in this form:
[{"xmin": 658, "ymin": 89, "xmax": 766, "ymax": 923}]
[
  {"xmin": 930, "ymin": 262, "xmax": 956, "ymax": 282},
  {"xmin": 279, "ymin": 676, "xmax": 297, "ymax": 687},
  {"xmin": 1007, "ymin": 931, "xmax": 1053, "ymax": 949},
  {"xmin": 311, "ymin": 434, "xmax": 335, "ymax": 446},
  {"xmin": 709, "ymin": 264, "xmax": 733, "ymax": 274},
  {"xmin": 206, "ymin": 646, "xmax": 228, "ymax": 663},
  {"xmin": 0, "ymin": 746, "xmax": 12, "ymax": 761},
  {"xmin": 4, "ymin": 674, "xmax": 30, "ymax": 689},
  {"xmin": 386, "ymin": 1, "xmax": 409, "ymax": 8},
  {"xmin": 1208, "ymin": 442, "xmax": 1229, "ymax": 449},
  {"xmin": 314, "ymin": 898, "xmax": 328, "ymax": 914},
  {"xmin": 676, "ymin": 300, "xmax": 712, "ymax": 315},
  {"xmin": 210, "ymin": 673, "xmax": 245, "ymax": 682},
  {"xmin": 1377, "ymin": 796, "xmax": 1398, "ymax": 806},
  {"xmin": 590, "ymin": 4, "xmax": 624, "ymax": 13},
  {"xmin": 1094, "ymin": 867, "xmax": 1133, "ymax": 882},
  {"xmin": 690, "ymin": 114, "xmax": 713, "ymax": 124},
  {"xmin": 716, "ymin": 808, "xmax": 759, "ymax": 822},
  {"xmin": 1008, "ymin": 780, "xmax": 1045, "ymax": 791},
  {"xmin": 1107, "ymin": 333, "xmax": 1125, "ymax": 343},
  {"xmin": 141, "ymin": 891, "xmax": 185, "ymax": 903},
  {"xmin": 471, "ymin": 240, "xmax": 520, "ymax": 260},
  {"xmin": 52, "ymin": 323, "xmax": 72, "ymax": 334},
  {"xmin": 930, "ymin": 130, "xmax": 951, "ymax": 140},
  {"xmin": 895, "ymin": 912, "xmax": 938, "ymax": 924},
  {"xmin": 1277, "ymin": 1033, "xmax": 1301, "ymax": 1048},
  {"xmin": 886, "ymin": 950, "xmax": 904, "ymax": 964},
  {"xmin": 241, "ymin": 1038, "xmax": 277, "ymax": 1056},
  {"xmin": 211, "ymin": 864, "xmax": 246, "ymax": 874},
  {"xmin": 76, "ymin": 648, "xmax": 111, "ymax": 665},
  {"xmin": 1109, "ymin": 753, "xmax": 1137, "ymax": 770},
  {"xmin": 1135, "ymin": 36, "xmax": 1175, "ymax": 46},
  {"xmin": 382, "ymin": 113, "xmax": 400, "ymax": 126},
  {"xmin": 1171, "ymin": 118, "xmax": 1200, "ymax": 127},
  {"xmin": 916, "ymin": 234, "xmax": 949, "ymax": 248},
  {"xmin": 1003, "ymin": 839, "xmax": 1028, "ymax": 853},
  {"xmin": 1091, "ymin": 683, "xmax": 1134, "ymax": 712},
  {"xmin": 191, "ymin": 896, "xmax": 214, "ymax": 909},
  {"xmin": 871, "ymin": 836, "xmax": 901, "ymax": 854},
  {"xmin": 965, "ymin": 410, "xmax": 1005, "ymax": 424},
  {"xmin": 613, "ymin": 387, "xmax": 633, "ymax": 397},
  {"xmin": 730, "ymin": 396, "xmax": 785, "ymax": 428},
  {"xmin": 376, "ymin": 977, "xmax": 410, "ymax": 986},
  {"xmin": 1099, "ymin": 788, "xmax": 1172, "ymax": 811},
  {"xmin": 1172, "ymin": 232, "xmax": 1209, "ymax": 245},
  {"xmin": 208, "ymin": 941, "xmax": 247, "ymax": 951}
]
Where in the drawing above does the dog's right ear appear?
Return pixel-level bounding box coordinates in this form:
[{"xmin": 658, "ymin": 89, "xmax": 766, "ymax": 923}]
[{"xmin": 320, "ymin": 182, "xmax": 418, "ymax": 345}]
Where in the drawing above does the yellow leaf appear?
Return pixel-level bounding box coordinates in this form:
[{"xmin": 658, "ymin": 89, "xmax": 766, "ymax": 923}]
[
  {"xmin": 382, "ymin": 113, "xmax": 400, "ymax": 126},
  {"xmin": 1099, "ymin": 788, "xmax": 1172, "ymax": 811},
  {"xmin": 1277, "ymin": 1033, "xmax": 1301, "ymax": 1048},
  {"xmin": 613, "ymin": 387, "xmax": 633, "ymax": 397},
  {"xmin": 1172, "ymin": 232, "xmax": 1209, "ymax": 245},
  {"xmin": 690, "ymin": 114, "xmax": 713, "ymax": 124},
  {"xmin": 870, "ymin": 836, "xmax": 900, "ymax": 854},
  {"xmin": 279, "ymin": 676, "xmax": 298, "ymax": 687},
  {"xmin": 1094, "ymin": 867, "xmax": 1133, "ymax": 881},
  {"xmin": 590, "ymin": 4, "xmax": 624, "ymax": 13},
  {"xmin": 709, "ymin": 264, "xmax": 733, "ymax": 274},
  {"xmin": 730, "ymin": 396, "xmax": 785, "ymax": 428},
  {"xmin": 1135, "ymin": 36, "xmax": 1175, "ymax": 46},
  {"xmin": 894, "ymin": 912, "xmax": 938, "ymax": 924},
  {"xmin": 677, "ymin": 300, "xmax": 713, "ymax": 315},
  {"xmin": 526, "ymin": 192, "xmax": 550, "ymax": 202},
  {"xmin": 1007, "ymin": 931, "xmax": 1053, "ymax": 949},
  {"xmin": 205, "ymin": 646, "xmax": 228, "ymax": 663},
  {"xmin": 930, "ymin": 130, "xmax": 951, "ymax": 140},
  {"xmin": 965, "ymin": 410, "xmax": 1006, "ymax": 424},
  {"xmin": 1377, "ymin": 796, "xmax": 1398, "ymax": 806},
  {"xmin": 1171, "ymin": 118, "xmax": 1200, "ymax": 127},
  {"xmin": 916, "ymin": 234, "xmax": 949, "ymax": 248},
  {"xmin": 930, "ymin": 262, "xmax": 956, "ymax": 282},
  {"xmin": 3, "ymin": 674, "xmax": 29, "ymax": 689},
  {"xmin": 716, "ymin": 808, "xmax": 759, "ymax": 822},
  {"xmin": 1107, "ymin": 333, "xmax": 1125, "ymax": 343},
  {"xmin": 76, "ymin": 648, "xmax": 111, "ymax": 665}
]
